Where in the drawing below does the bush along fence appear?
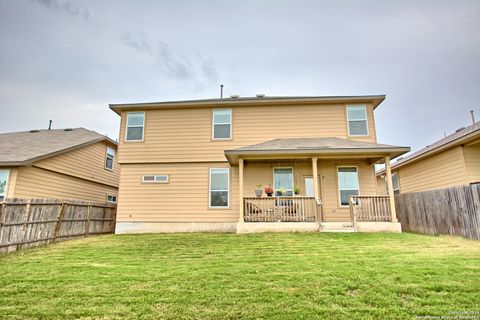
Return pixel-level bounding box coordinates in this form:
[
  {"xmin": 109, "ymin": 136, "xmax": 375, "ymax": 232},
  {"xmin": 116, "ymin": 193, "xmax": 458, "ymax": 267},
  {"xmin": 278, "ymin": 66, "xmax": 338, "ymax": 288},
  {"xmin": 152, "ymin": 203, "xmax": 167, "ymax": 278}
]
[
  {"xmin": 395, "ymin": 183, "xmax": 480, "ymax": 240},
  {"xmin": 0, "ymin": 198, "xmax": 116, "ymax": 253}
]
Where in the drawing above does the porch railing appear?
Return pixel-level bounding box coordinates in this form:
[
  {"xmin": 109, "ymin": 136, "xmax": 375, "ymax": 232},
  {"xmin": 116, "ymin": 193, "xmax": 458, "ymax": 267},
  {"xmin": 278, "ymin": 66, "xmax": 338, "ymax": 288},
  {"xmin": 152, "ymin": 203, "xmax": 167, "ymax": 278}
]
[
  {"xmin": 243, "ymin": 197, "xmax": 320, "ymax": 222},
  {"xmin": 349, "ymin": 196, "xmax": 392, "ymax": 224}
]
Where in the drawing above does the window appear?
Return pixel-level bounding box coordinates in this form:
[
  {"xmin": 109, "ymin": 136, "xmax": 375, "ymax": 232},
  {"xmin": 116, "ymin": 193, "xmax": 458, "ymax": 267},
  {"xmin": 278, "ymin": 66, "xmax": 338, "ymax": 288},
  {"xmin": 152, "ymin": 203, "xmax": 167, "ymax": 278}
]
[
  {"xmin": 0, "ymin": 170, "xmax": 9, "ymax": 201},
  {"xmin": 209, "ymin": 168, "xmax": 229, "ymax": 207},
  {"xmin": 126, "ymin": 112, "xmax": 145, "ymax": 141},
  {"xmin": 274, "ymin": 168, "xmax": 294, "ymax": 196},
  {"xmin": 142, "ymin": 175, "xmax": 169, "ymax": 183},
  {"xmin": 105, "ymin": 147, "xmax": 115, "ymax": 171},
  {"xmin": 386, "ymin": 173, "xmax": 400, "ymax": 195},
  {"xmin": 107, "ymin": 195, "xmax": 117, "ymax": 203},
  {"xmin": 212, "ymin": 109, "xmax": 231, "ymax": 139},
  {"xmin": 347, "ymin": 105, "xmax": 368, "ymax": 136},
  {"xmin": 337, "ymin": 167, "xmax": 359, "ymax": 206}
]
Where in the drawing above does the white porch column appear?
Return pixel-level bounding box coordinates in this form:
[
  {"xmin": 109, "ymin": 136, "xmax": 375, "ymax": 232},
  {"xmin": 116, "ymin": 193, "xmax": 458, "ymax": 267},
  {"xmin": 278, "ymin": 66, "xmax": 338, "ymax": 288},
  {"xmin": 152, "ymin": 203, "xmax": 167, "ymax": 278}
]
[
  {"xmin": 312, "ymin": 157, "xmax": 319, "ymax": 201},
  {"xmin": 238, "ymin": 158, "xmax": 244, "ymax": 223},
  {"xmin": 384, "ymin": 156, "xmax": 398, "ymax": 222}
]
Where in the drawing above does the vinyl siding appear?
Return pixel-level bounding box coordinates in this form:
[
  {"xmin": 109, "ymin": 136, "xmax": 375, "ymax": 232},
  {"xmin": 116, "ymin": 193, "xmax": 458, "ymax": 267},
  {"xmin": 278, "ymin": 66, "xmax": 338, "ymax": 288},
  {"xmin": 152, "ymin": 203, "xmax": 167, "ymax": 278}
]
[
  {"xmin": 117, "ymin": 159, "xmax": 377, "ymax": 223},
  {"xmin": 464, "ymin": 144, "xmax": 480, "ymax": 183},
  {"xmin": 34, "ymin": 141, "xmax": 120, "ymax": 187},
  {"xmin": 394, "ymin": 146, "xmax": 468, "ymax": 193},
  {"xmin": 376, "ymin": 175, "xmax": 387, "ymax": 195},
  {"xmin": 12, "ymin": 166, "xmax": 118, "ymax": 202},
  {"xmin": 118, "ymin": 103, "xmax": 377, "ymax": 164}
]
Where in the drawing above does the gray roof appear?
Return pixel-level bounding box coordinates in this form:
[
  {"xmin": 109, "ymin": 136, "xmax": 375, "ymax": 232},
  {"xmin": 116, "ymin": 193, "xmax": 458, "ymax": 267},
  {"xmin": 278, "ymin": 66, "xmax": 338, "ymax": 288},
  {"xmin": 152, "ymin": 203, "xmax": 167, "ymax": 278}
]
[
  {"xmin": 0, "ymin": 128, "xmax": 115, "ymax": 166},
  {"xmin": 226, "ymin": 137, "xmax": 407, "ymax": 153},
  {"xmin": 377, "ymin": 121, "xmax": 480, "ymax": 174},
  {"xmin": 110, "ymin": 95, "xmax": 386, "ymax": 114}
]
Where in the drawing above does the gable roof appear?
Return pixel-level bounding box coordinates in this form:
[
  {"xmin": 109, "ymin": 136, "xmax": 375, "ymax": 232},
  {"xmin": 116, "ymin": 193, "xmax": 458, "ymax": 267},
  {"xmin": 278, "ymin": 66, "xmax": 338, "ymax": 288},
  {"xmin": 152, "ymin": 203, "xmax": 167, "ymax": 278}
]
[
  {"xmin": 109, "ymin": 95, "xmax": 386, "ymax": 115},
  {"xmin": 377, "ymin": 121, "xmax": 480, "ymax": 175},
  {"xmin": 0, "ymin": 128, "xmax": 116, "ymax": 166},
  {"xmin": 224, "ymin": 137, "xmax": 410, "ymax": 164}
]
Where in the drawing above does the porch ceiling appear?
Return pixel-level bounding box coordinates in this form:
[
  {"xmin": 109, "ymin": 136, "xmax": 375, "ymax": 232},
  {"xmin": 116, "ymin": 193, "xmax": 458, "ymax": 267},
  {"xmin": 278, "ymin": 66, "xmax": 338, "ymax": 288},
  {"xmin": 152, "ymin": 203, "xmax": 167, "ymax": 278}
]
[{"xmin": 224, "ymin": 137, "xmax": 410, "ymax": 165}]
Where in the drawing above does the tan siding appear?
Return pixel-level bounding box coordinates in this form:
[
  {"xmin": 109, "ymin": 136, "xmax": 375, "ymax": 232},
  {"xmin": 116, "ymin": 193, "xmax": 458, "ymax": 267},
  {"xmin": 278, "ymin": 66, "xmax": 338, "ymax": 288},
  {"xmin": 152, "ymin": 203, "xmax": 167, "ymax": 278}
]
[
  {"xmin": 34, "ymin": 141, "xmax": 120, "ymax": 187},
  {"xmin": 376, "ymin": 175, "xmax": 387, "ymax": 195},
  {"xmin": 464, "ymin": 144, "xmax": 480, "ymax": 183},
  {"xmin": 395, "ymin": 146, "xmax": 467, "ymax": 193},
  {"xmin": 118, "ymin": 103, "xmax": 377, "ymax": 163},
  {"xmin": 0, "ymin": 167, "xmax": 18, "ymax": 198},
  {"xmin": 13, "ymin": 166, "xmax": 118, "ymax": 202},
  {"xmin": 118, "ymin": 159, "xmax": 376, "ymax": 223},
  {"xmin": 117, "ymin": 162, "xmax": 239, "ymax": 222}
]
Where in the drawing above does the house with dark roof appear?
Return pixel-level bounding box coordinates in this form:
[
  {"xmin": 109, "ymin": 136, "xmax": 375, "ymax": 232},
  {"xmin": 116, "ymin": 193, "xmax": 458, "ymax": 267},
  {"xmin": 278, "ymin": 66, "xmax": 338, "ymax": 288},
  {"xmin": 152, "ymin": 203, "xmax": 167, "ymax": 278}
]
[
  {"xmin": 376, "ymin": 121, "xmax": 480, "ymax": 195},
  {"xmin": 0, "ymin": 128, "xmax": 119, "ymax": 203},
  {"xmin": 110, "ymin": 95, "xmax": 409, "ymax": 233}
]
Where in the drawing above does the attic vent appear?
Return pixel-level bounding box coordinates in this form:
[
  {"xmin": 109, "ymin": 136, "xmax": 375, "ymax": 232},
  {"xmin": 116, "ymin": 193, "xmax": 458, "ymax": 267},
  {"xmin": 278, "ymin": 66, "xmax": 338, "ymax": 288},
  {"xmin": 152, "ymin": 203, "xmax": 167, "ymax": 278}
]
[
  {"xmin": 256, "ymin": 93, "xmax": 265, "ymax": 98},
  {"xmin": 64, "ymin": 128, "xmax": 74, "ymax": 131},
  {"xmin": 230, "ymin": 95, "xmax": 239, "ymax": 99},
  {"xmin": 30, "ymin": 130, "xmax": 40, "ymax": 133},
  {"xmin": 455, "ymin": 127, "xmax": 465, "ymax": 133}
]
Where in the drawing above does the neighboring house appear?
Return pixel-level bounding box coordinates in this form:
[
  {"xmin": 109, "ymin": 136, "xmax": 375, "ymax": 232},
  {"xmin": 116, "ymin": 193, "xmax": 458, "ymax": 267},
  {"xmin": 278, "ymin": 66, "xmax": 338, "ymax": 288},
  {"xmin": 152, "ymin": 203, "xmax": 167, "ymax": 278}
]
[
  {"xmin": 0, "ymin": 128, "xmax": 120, "ymax": 203},
  {"xmin": 110, "ymin": 95, "xmax": 409, "ymax": 234},
  {"xmin": 377, "ymin": 121, "xmax": 480, "ymax": 195}
]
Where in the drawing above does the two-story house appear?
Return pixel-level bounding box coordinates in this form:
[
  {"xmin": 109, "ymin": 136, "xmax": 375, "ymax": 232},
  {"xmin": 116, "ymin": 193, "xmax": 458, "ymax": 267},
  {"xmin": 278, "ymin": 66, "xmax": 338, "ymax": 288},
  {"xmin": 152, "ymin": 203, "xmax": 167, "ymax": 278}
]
[{"xmin": 110, "ymin": 95, "xmax": 409, "ymax": 233}]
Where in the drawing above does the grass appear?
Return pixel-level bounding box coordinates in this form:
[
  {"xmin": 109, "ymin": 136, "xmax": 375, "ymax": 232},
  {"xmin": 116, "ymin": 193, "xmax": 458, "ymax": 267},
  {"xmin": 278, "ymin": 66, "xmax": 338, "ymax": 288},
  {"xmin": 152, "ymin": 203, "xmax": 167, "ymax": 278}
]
[{"xmin": 0, "ymin": 233, "xmax": 479, "ymax": 319}]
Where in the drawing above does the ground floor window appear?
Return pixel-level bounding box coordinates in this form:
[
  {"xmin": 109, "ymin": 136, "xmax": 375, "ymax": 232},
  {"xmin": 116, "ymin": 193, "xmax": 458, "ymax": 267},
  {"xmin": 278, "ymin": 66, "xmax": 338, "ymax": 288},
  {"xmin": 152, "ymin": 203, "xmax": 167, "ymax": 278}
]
[
  {"xmin": 0, "ymin": 170, "xmax": 9, "ymax": 201},
  {"xmin": 386, "ymin": 172, "xmax": 400, "ymax": 195},
  {"xmin": 209, "ymin": 168, "xmax": 229, "ymax": 208},
  {"xmin": 107, "ymin": 195, "xmax": 117, "ymax": 203},
  {"xmin": 274, "ymin": 168, "xmax": 294, "ymax": 196},
  {"xmin": 337, "ymin": 167, "xmax": 359, "ymax": 206}
]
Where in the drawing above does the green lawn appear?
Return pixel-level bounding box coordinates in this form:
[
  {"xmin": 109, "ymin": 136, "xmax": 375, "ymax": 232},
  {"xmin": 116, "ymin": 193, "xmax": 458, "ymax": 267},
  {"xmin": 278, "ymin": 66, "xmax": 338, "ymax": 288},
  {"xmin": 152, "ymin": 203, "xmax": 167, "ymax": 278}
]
[{"xmin": 0, "ymin": 233, "xmax": 479, "ymax": 319}]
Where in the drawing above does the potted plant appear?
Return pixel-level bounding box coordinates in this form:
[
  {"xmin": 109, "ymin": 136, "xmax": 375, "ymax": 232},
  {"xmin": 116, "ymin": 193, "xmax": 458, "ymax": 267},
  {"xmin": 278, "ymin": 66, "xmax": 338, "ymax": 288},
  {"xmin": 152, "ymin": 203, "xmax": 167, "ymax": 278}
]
[
  {"xmin": 264, "ymin": 185, "xmax": 274, "ymax": 197},
  {"xmin": 276, "ymin": 188, "xmax": 286, "ymax": 197},
  {"xmin": 294, "ymin": 186, "xmax": 300, "ymax": 195},
  {"xmin": 255, "ymin": 184, "xmax": 263, "ymax": 197}
]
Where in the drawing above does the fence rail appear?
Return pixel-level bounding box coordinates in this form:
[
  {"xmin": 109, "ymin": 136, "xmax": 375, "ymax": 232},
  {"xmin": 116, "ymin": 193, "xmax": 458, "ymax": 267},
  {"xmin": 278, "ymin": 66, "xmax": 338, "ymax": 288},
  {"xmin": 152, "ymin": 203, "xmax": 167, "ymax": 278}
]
[
  {"xmin": 395, "ymin": 184, "xmax": 480, "ymax": 240},
  {"xmin": 243, "ymin": 196, "xmax": 320, "ymax": 222},
  {"xmin": 0, "ymin": 198, "xmax": 117, "ymax": 253},
  {"xmin": 349, "ymin": 195, "xmax": 392, "ymax": 223}
]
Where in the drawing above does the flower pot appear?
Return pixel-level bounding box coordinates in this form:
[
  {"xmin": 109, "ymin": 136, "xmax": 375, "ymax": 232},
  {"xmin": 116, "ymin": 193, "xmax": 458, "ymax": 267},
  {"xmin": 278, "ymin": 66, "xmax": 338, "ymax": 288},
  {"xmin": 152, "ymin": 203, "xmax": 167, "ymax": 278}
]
[
  {"xmin": 266, "ymin": 193, "xmax": 273, "ymax": 197},
  {"xmin": 255, "ymin": 189, "xmax": 263, "ymax": 197}
]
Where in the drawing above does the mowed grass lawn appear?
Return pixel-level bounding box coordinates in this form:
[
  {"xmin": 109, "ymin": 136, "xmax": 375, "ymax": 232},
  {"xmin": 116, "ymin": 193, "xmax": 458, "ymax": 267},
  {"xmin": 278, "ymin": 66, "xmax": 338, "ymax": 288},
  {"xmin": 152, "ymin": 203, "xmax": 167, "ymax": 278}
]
[{"xmin": 0, "ymin": 233, "xmax": 479, "ymax": 319}]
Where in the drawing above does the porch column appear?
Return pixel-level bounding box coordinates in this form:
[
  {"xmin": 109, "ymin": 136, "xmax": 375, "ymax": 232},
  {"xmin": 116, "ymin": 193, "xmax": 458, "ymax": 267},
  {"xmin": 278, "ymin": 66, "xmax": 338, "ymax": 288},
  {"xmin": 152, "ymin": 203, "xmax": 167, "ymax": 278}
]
[
  {"xmin": 384, "ymin": 156, "xmax": 398, "ymax": 222},
  {"xmin": 312, "ymin": 157, "xmax": 319, "ymax": 201},
  {"xmin": 238, "ymin": 158, "xmax": 244, "ymax": 223}
]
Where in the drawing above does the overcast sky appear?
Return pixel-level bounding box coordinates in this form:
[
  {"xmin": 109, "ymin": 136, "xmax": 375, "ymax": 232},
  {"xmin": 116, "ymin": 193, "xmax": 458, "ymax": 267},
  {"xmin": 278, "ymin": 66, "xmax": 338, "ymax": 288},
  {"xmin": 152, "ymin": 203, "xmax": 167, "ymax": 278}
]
[{"xmin": 0, "ymin": 0, "xmax": 479, "ymax": 153}]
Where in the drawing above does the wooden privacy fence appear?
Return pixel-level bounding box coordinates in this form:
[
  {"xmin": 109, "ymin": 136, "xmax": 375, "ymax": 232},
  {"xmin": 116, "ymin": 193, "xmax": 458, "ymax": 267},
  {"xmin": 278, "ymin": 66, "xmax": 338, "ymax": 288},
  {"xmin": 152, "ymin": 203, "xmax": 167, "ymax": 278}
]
[
  {"xmin": 395, "ymin": 184, "xmax": 480, "ymax": 240},
  {"xmin": 0, "ymin": 198, "xmax": 116, "ymax": 253}
]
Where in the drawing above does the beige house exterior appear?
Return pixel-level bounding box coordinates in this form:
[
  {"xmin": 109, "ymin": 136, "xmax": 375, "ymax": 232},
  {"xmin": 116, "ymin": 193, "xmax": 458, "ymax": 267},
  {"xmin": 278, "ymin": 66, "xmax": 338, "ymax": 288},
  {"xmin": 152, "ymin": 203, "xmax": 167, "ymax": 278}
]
[
  {"xmin": 110, "ymin": 95, "xmax": 409, "ymax": 233},
  {"xmin": 0, "ymin": 128, "xmax": 120, "ymax": 203},
  {"xmin": 377, "ymin": 121, "xmax": 480, "ymax": 195}
]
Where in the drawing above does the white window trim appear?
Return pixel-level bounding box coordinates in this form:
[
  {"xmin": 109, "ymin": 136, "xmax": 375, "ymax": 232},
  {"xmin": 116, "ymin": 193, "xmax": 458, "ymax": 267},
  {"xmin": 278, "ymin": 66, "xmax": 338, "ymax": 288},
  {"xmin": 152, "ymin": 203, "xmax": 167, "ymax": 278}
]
[
  {"xmin": 104, "ymin": 146, "xmax": 115, "ymax": 171},
  {"xmin": 346, "ymin": 105, "xmax": 369, "ymax": 137},
  {"xmin": 212, "ymin": 109, "xmax": 232, "ymax": 140},
  {"xmin": 337, "ymin": 165, "xmax": 360, "ymax": 207},
  {"xmin": 106, "ymin": 194, "xmax": 117, "ymax": 203},
  {"xmin": 125, "ymin": 111, "xmax": 145, "ymax": 142},
  {"xmin": 208, "ymin": 168, "xmax": 230, "ymax": 208},
  {"xmin": 273, "ymin": 167, "xmax": 294, "ymax": 197},
  {"xmin": 386, "ymin": 172, "xmax": 400, "ymax": 194},
  {"xmin": 142, "ymin": 175, "xmax": 170, "ymax": 184},
  {"xmin": 0, "ymin": 169, "xmax": 10, "ymax": 201}
]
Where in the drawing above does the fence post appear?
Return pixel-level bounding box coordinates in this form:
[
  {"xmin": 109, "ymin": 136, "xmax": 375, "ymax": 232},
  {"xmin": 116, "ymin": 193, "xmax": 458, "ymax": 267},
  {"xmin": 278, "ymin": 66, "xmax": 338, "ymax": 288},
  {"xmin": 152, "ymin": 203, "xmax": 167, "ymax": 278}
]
[
  {"xmin": 0, "ymin": 202, "xmax": 5, "ymax": 245},
  {"xmin": 53, "ymin": 202, "xmax": 67, "ymax": 241},
  {"xmin": 20, "ymin": 200, "xmax": 32, "ymax": 250},
  {"xmin": 85, "ymin": 203, "xmax": 92, "ymax": 237}
]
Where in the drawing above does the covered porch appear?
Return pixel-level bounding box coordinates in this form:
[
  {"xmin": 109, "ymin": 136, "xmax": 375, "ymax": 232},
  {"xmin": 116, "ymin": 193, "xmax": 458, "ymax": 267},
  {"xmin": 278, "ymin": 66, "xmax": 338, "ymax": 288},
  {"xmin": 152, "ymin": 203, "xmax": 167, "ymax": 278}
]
[{"xmin": 224, "ymin": 138, "xmax": 409, "ymax": 233}]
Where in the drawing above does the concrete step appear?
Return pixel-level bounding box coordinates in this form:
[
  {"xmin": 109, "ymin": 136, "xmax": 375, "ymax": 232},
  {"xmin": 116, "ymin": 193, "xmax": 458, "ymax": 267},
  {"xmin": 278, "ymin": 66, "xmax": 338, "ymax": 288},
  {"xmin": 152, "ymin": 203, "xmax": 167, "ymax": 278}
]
[{"xmin": 320, "ymin": 222, "xmax": 355, "ymax": 233}]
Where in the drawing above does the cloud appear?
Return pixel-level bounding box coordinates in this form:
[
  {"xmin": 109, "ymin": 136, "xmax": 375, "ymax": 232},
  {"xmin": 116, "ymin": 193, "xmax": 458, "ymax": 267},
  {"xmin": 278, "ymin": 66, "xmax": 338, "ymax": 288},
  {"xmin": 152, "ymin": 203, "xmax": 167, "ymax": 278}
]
[
  {"xmin": 121, "ymin": 31, "xmax": 219, "ymax": 83},
  {"xmin": 32, "ymin": 0, "xmax": 90, "ymax": 21}
]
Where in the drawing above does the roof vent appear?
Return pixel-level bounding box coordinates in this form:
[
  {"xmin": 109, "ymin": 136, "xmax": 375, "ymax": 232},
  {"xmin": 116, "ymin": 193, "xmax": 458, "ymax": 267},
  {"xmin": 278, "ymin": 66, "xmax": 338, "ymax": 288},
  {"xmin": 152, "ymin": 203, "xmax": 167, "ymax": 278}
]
[
  {"xmin": 30, "ymin": 129, "xmax": 40, "ymax": 133},
  {"xmin": 256, "ymin": 93, "xmax": 265, "ymax": 98},
  {"xmin": 455, "ymin": 127, "xmax": 465, "ymax": 133},
  {"xmin": 396, "ymin": 157, "xmax": 404, "ymax": 162},
  {"xmin": 64, "ymin": 128, "xmax": 74, "ymax": 131},
  {"xmin": 230, "ymin": 95, "xmax": 239, "ymax": 99}
]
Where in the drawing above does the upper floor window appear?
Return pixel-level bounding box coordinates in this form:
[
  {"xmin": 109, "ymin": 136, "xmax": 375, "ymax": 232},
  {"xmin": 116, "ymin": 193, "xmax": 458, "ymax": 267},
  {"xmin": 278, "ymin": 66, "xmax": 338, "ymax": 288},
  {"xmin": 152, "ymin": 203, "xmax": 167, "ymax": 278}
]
[
  {"xmin": 337, "ymin": 166, "xmax": 359, "ymax": 206},
  {"xmin": 347, "ymin": 105, "xmax": 368, "ymax": 136},
  {"xmin": 126, "ymin": 112, "xmax": 145, "ymax": 141},
  {"xmin": 212, "ymin": 109, "xmax": 231, "ymax": 140},
  {"xmin": 0, "ymin": 170, "xmax": 9, "ymax": 201},
  {"xmin": 105, "ymin": 147, "xmax": 115, "ymax": 171}
]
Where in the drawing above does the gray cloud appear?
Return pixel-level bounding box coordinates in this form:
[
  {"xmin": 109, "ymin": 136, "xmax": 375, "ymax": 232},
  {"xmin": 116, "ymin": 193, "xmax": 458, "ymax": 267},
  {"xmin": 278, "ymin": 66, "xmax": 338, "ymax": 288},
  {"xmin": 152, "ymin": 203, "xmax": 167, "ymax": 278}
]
[{"xmin": 32, "ymin": 0, "xmax": 90, "ymax": 21}]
